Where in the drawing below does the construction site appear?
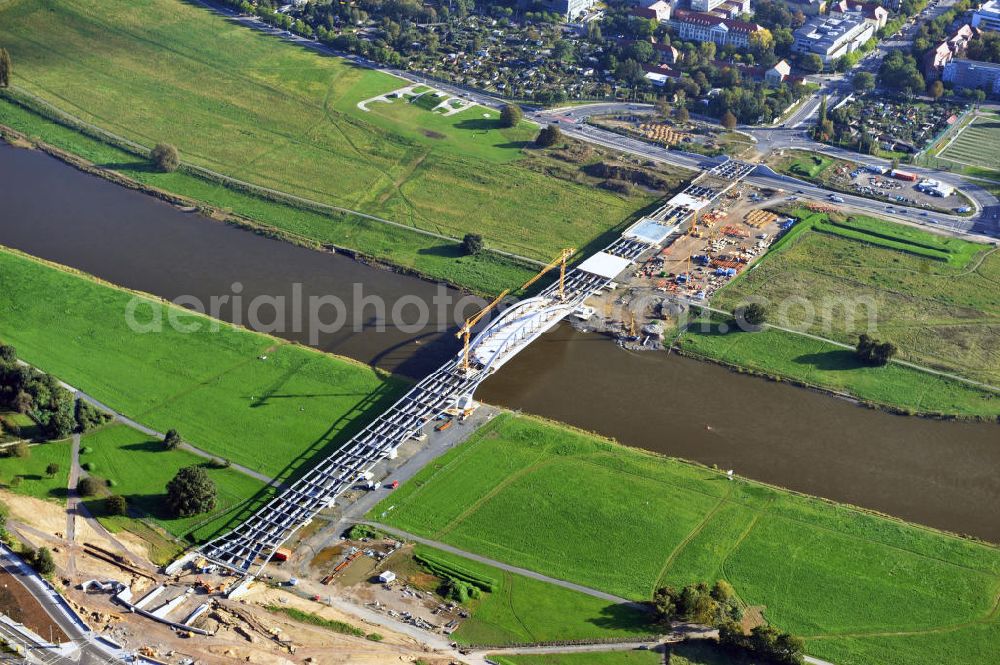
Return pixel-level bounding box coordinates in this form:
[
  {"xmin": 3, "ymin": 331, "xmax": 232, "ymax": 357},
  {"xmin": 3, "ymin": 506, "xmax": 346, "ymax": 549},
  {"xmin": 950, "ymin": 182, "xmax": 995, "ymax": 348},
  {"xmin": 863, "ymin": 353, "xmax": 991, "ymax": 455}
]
[{"xmin": 571, "ymin": 181, "xmax": 791, "ymax": 349}]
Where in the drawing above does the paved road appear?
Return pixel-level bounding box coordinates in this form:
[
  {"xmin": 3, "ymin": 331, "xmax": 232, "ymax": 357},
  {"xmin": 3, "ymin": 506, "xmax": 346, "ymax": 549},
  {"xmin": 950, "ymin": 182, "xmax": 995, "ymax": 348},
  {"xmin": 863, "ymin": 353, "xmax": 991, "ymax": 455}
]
[{"xmin": 0, "ymin": 545, "xmax": 128, "ymax": 664}]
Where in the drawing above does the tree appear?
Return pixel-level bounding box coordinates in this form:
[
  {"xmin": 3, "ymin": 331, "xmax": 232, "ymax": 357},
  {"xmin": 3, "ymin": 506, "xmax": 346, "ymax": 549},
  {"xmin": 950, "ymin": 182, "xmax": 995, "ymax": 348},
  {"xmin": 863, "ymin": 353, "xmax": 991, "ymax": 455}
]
[
  {"xmin": 855, "ymin": 334, "xmax": 897, "ymax": 366},
  {"xmin": 105, "ymin": 495, "xmax": 128, "ymax": 517},
  {"xmin": 163, "ymin": 428, "xmax": 182, "ymax": 451},
  {"xmin": 853, "ymin": 71, "xmax": 875, "ymax": 93},
  {"xmin": 0, "ymin": 48, "xmax": 10, "ymax": 88},
  {"xmin": 535, "ymin": 124, "xmax": 561, "ymax": 148},
  {"xmin": 0, "ymin": 344, "xmax": 15, "ymax": 364},
  {"xmin": 150, "ymin": 143, "xmax": 180, "ymax": 173},
  {"xmin": 77, "ymin": 476, "xmax": 102, "ymax": 497},
  {"xmin": 45, "ymin": 463, "xmax": 60, "ymax": 478},
  {"xmin": 801, "ymin": 53, "xmax": 824, "ymax": 74},
  {"xmin": 721, "ymin": 111, "xmax": 737, "ymax": 130},
  {"xmin": 166, "ymin": 465, "xmax": 217, "ymax": 517},
  {"xmin": 674, "ymin": 106, "xmax": 690, "ymax": 124},
  {"xmin": 11, "ymin": 441, "xmax": 29, "ymax": 459},
  {"xmin": 655, "ymin": 98, "xmax": 672, "ymax": 120},
  {"xmin": 462, "ymin": 233, "xmax": 484, "ymax": 255},
  {"xmin": 29, "ymin": 547, "xmax": 55, "ymax": 576},
  {"xmin": 499, "ymin": 104, "xmax": 522, "ymax": 128},
  {"xmin": 734, "ymin": 303, "xmax": 766, "ymax": 330},
  {"xmin": 928, "ymin": 79, "xmax": 944, "ymax": 99}
]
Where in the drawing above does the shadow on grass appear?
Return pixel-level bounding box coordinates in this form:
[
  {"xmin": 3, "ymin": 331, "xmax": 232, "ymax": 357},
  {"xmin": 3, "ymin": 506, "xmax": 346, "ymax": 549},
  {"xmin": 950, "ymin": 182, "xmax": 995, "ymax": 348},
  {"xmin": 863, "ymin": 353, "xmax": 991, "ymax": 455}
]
[
  {"xmin": 96, "ymin": 161, "xmax": 158, "ymax": 173},
  {"xmin": 454, "ymin": 118, "xmax": 503, "ymax": 132},
  {"xmin": 586, "ymin": 601, "xmax": 656, "ymax": 633},
  {"xmin": 417, "ymin": 243, "xmax": 464, "ymax": 258},
  {"xmin": 793, "ymin": 349, "xmax": 864, "ymax": 371},
  {"xmin": 121, "ymin": 438, "xmax": 165, "ymax": 453}
]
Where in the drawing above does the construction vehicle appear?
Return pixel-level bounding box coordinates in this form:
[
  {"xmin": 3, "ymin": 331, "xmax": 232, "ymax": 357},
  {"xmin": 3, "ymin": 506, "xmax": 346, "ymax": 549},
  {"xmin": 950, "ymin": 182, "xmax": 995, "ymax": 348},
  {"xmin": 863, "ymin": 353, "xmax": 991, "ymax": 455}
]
[{"xmin": 272, "ymin": 548, "xmax": 292, "ymax": 562}]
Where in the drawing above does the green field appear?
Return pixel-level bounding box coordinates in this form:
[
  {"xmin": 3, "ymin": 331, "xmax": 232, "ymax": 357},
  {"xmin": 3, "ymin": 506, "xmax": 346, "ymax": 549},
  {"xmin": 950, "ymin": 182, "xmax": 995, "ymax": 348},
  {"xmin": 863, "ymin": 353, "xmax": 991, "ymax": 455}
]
[
  {"xmin": 0, "ymin": 440, "xmax": 72, "ymax": 500},
  {"xmin": 785, "ymin": 153, "xmax": 835, "ymax": 178},
  {"xmin": 492, "ymin": 652, "xmax": 661, "ymax": 665},
  {"xmin": 697, "ymin": 210, "xmax": 1000, "ymax": 404},
  {"xmin": 0, "ymin": 0, "xmax": 659, "ymax": 265},
  {"xmin": 409, "ymin": 546, "xmax": 653, "ymax": 646},
  {"xmin": 370, "ymin": 414, "xmax": 1000, "ymax": 665},
  {"xmin": 0, "ymin": 247, "xmax": 405, "ymax": 479},
  {"xmin": 78, "ymin": 425, "xmax": 268, "ymax": 543}
]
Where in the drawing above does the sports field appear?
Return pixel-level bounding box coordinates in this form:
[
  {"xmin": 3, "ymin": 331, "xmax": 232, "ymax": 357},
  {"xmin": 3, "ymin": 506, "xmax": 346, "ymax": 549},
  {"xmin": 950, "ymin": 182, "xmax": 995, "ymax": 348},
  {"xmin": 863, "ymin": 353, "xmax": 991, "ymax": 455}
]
[
  {"xmin": 0, "ymin": 0, "xmax": 658, "ymax": 263},
  {"xmin": 697, "ymin": 210, "xmax": 1000, "ymax": 410},
  {"xmin": 370, "ymin": 414, "xmax": 1000, "ymax": 665},
  {"xmin": 936, "ymin": 114, "xmax": 1000, "ymax": 177},
  {"xmin": 0, "ymin": 247, "xmax": 405, "ymax": 479}
]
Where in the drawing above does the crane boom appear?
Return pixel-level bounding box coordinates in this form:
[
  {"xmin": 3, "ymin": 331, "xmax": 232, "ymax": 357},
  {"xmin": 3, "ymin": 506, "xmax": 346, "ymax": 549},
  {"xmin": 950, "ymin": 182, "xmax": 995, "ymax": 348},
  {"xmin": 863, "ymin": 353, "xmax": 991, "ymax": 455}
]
[
  {"xmin": 453, "ymin": 248, "xmax": 575, "ymax": 374},
  {"xmin": 455, "ymin": 289, "xmax": 510, "ymax": 373}
]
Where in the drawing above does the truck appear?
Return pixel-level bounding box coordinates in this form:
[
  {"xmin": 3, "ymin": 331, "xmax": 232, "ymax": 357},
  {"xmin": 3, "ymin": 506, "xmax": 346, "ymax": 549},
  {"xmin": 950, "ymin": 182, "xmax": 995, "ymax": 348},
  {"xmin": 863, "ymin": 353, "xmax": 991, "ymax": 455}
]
[{"xmin": 890, "ymin": 169, "xmax": 918, "ymax": 182}]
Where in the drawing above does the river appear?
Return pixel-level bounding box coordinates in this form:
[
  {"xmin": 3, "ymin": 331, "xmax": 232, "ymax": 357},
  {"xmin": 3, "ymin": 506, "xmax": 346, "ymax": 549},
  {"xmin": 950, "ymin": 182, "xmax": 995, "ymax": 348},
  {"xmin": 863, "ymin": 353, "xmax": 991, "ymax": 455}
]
[{"xmin": 2, "ymin": 143, "xmax": 998, "ymax": 541}]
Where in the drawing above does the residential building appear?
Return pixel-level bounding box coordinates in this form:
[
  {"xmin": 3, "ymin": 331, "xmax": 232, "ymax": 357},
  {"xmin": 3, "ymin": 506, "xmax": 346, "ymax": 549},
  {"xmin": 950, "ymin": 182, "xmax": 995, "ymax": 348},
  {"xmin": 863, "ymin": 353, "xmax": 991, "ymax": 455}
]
[
  {"xmin": 924, "ymin": 25, "xmax": 977, "ymax": 80},
  {"xmin": 942, "ymin": 57, "xmax": 1000, "ymax": 94},
  {"xmin": 669, "ymin": 9, "xmax": 764, "ymax": 48},
  {"xmin": 631, "ymin": 0, "xmax": 673, "ymax": 22},
  {"xmin": 973, "ymin": 0, "xmax": 1000, "ymax": 32},
  {"xmin": 710, "ymin": 0, "xmax": 752, "ymax": 19},
  {"xmin": 691, "ymin": 0, "xmax": 729, "ymax": 13},
  {"xmin": 792, "ymin": 14, "xmax": 876, "ymax": 64},
  {"xmin": 830, "ymin": 2, "xmax": 888, "ymax": 30},
  {"xmin": 765, "ymin": 59, "xmax": 792, "ymax": 85},
  {"xmin": 787, "ymin": 0, "xmax": 827, "ymax": 15},
  {"xmin": 924, "ymin": 41, "xmax": 955, "ymax": 79},
  {"xmin": 655, "ymin": 41, "xmax": 681, "ymax": 63}
]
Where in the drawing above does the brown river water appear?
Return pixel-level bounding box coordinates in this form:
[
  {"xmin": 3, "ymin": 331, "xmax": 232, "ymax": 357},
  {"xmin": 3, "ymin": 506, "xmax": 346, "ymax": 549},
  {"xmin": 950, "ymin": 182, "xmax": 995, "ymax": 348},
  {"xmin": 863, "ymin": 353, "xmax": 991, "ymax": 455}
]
[{"xmin": 2, "ymin": 143, "xmax": 998, "ymax": 541}]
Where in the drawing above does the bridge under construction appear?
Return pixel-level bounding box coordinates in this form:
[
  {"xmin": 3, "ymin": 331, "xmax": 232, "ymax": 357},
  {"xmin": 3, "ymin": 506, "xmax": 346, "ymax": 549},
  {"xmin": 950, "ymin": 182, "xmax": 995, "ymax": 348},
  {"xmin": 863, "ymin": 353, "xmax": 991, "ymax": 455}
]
[{"xmin": 192, "ymin": 159, "xmax": 756, "ymax": 577}]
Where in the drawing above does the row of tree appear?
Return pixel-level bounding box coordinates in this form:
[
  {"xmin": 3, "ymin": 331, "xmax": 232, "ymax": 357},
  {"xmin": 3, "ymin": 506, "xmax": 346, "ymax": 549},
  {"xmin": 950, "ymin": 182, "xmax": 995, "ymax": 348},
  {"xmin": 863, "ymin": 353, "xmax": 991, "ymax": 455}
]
[{"xmin": 0, "ymin": 344, "xmax": 110, "ymax": 441}]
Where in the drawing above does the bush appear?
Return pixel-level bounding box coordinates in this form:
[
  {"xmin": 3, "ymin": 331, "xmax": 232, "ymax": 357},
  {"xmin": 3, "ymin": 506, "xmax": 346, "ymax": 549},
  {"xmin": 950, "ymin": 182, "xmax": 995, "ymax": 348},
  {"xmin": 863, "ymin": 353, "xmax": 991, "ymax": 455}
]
[
  {"xmin": 856, "ymin": 334, "xmax": 897, "ymax": 366},
  {"xmin": 0, "ymin": 344, "xmax": 15, "ymax": 364},
  {"xmin": 733, "ymin": 303, "xmax": 766, "ymax": 330},
  {"xmin": 347, "ymin": 524, "xmax": 378, "ymax": 540},
  {"xmin": 365, "ymin": 633, "xmax": 384, "ymax": 642},
  {"xmin": 45, "ymin": 463, "xmax": 60, "ymax": 478},
  {"xmin": 23, "ymin": 546, "xmax": 56, "ymax": 576},
  {"xmin": 150, "ymin": 143, "xmax": 180, "ymax": 173},
  {"xmin": 163, "ymin": 429, "xmax": 182, "ymax": 451},
  {"xmin": 11, "ymin": 441, "xmax": 29, "ymax": 459},
  {"xmin": 535, "ymin": 124, "xmax": 561, "ymax": 148},
  {"xmin": 462, "ymin": 233, "xmax": 484, "ymax": 256},
  {"xmin": 105, "ymin": 495, "xmax": 128, "ymax": 516},
  {"xmin": 75, "ymin": 400, "xmax": 112, "ymax": 433},
  {"xmin": 82, "ymin": 461, "xmax": 96, "ymax": 472},
  {"xmin": 77, "ymin": 476, "xmax": 103, "ymax": 497}
]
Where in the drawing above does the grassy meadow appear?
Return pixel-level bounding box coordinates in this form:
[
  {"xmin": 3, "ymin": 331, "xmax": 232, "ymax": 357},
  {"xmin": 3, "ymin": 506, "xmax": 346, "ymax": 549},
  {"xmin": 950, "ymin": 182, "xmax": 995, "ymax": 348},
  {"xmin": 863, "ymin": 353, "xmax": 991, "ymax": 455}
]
[
  {"xmin": 0, "ymin": 440, "xmax": 72, "ymax": 500},
  {"xmin": 681, "ymin": 210, "xmax": 1000, "ymax": 416},
  {"xmin": 405, "ymin": 545, "xmax": 653, "ymax": 646},
  {"xmin": 370, "ymin": 413, "xmax": 1000, "ymax": 665},
  {"xmin": 78, "ymin": 425, "xmax": 268, "ymax": 543},
  {"xmin": 0, "ymin": 0, "xmax": 661, "ymax": 264},
  {"xmin": 0, "ymin": 247, "xmax": 405, "ymax": 479}
]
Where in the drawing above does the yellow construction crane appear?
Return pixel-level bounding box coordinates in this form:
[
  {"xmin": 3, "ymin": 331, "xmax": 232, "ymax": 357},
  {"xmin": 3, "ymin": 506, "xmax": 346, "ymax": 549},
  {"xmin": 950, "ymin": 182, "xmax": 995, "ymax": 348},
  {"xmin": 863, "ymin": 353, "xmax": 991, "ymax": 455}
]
[
  {"xmin": 455, "ymin": 289, "xmax": 510, "ymax": 374},
  {"xmin": 454, "ymin": 248, "xmax": 575, "ymax": 374},
  {"xmin": 519, "ymin": 248, "xmax": 575, "ymax": 301}
]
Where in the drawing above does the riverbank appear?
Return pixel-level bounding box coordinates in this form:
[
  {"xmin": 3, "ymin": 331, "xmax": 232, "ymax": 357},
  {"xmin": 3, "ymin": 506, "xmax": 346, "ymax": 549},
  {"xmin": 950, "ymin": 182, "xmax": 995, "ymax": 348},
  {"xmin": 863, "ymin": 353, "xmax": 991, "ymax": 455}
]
[
  {"xmin": 0, "ymin": 245, "xmax": 406, "ymax": 480},
  {"xmin": 0, "ymin": 101, "xmax": 534, "ymax": 297},
  {"xmin": 369, "ymin": 411, "xmax": 1000, "ymax": 665}
]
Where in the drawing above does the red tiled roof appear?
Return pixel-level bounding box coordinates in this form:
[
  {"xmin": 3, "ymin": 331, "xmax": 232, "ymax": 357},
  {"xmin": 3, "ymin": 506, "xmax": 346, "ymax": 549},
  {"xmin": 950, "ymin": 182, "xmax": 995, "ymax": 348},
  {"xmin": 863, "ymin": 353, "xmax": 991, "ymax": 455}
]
[{"xmin": 673, "ymin": 9, "xmax": 761, "ymax": 33}]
